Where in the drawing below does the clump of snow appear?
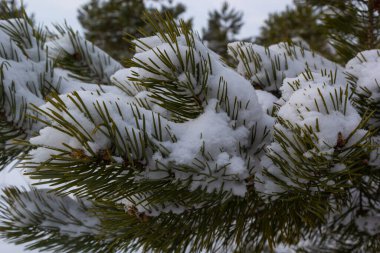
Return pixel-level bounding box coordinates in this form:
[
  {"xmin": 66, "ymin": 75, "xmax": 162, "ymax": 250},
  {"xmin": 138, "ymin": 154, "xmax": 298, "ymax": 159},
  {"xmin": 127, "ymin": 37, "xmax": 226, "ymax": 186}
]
[
  {"xmin": 120, "ymin": 197, "xmax": 186, "ymax": 217},
  {"xmin": 255, "ymin": 90, "xmax": 277, "ymax": 114},
  {"xmin": 45, "ymin": 34, "xmax": 76, "ymax": 57},
  {"xmin": 110, "ymin": 32, "xmax": 275, "ymax": 199},
  {"xmin": 0, "ymin": 19, "xmax": 121, "ymax": 148},
  {"xmin": 328, "ymin": 188, "xmax": 380, "ymax": 237},
  {"xmin": 346, "ymin": 50, "xmax": 380, "ymax": 126},
  {"xmin": 0, "ymin": 18, "xmax": 124, "ymax": 170},
  {"xmin": 133, "ymin": 35, "xmax": 165, "ymax": 53},
  {"xmin": 355, "ymin": 214, "xmax": 380, "ymax": 236},
  {"xmin": 148, "ymin": 100, "xmax": 250, "ymax": 196},
  {"xmin": 29, "ymin": 90, "xmax": 167, "ymax": 164},
  {"xmin": 331, "ymin": 163, "xmax": 346, "ymax": 173},
  {"xmin": 228, "ymin": 41, "xmax": 342, "ymax": 92},
  {"xmin": 278, "ymin": 83, "xmax": 363, "ymax": 148},
  {"xmin": 280, "ymin": 71, "xmax": 346, "ymax": 103},
  {"xmin": 111, "ymin": 68, "xmax": 146, "ymax": 96},
  {"xmin": 370, "ymin": 136, "xmax": 380, "ymax": 167},
  {"xmin": 256, "ymin": 73, "xmax": 367, "ymax": 195},
  {"xmin": 346, "ymin": 50, "xmax": 380, "ymax": 95}
]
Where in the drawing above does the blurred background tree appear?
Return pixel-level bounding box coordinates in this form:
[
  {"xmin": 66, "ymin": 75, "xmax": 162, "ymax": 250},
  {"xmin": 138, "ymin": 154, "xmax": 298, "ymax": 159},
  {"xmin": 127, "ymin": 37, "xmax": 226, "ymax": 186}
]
[
  {"xmin": 202, "ymin": 1, "xmax": 244, "ymax": 62},
  {"xmin": 76, "ymin": 0, "xmax": 380, "ymax": 70},
  {"xmin": 256, "ymin": 0, "xmax": 380, "ymax": 63},
  {"xmin": 78, "ymin": 0, "xmax": 191, "ymax": 61},
  {"xmin": 305, "ymin": 0, "xmax": 380, "ymax": 63},
  {"xmin": 255, "ymin": 0, "xmax": 333, "ymax": 60}
]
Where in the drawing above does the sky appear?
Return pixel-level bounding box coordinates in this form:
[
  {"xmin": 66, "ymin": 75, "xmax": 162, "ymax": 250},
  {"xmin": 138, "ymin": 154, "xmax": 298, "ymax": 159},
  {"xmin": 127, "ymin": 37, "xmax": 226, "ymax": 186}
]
[
  {"xmin": 1, "ymin": 0, "xmax": 293, "ymax": 252},
  {"xmin": 23, "ymin": 0, "xmax": 294, "ymax": 39}
]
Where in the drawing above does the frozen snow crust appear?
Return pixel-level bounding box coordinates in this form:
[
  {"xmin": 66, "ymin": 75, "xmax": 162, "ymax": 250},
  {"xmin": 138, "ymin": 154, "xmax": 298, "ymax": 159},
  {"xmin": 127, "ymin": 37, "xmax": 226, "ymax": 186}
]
[{"xmin": 1, "ymin": 18, "xmax": 379, "ymax": 238}]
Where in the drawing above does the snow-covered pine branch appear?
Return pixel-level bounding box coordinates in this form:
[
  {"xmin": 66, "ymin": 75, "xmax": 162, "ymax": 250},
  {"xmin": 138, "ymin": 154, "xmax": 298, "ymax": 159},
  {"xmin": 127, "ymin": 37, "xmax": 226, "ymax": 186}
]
[
  {"xmin": 0, "ymin": 12, "xmax": 379, "ymax": 253},
  {"xmin": 0, "ymin": 188, "xmax": 105, "ymax": 252}
]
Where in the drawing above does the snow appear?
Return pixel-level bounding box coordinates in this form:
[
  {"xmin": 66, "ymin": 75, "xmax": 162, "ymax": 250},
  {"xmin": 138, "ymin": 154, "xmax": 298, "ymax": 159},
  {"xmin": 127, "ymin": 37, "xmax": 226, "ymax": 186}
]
[
  {"xmin": 228, "ymin": 41, "xmax": 342, "ymax": 92},
  {"xmin": 46, "ymin": 30, "xmax": 123, "ymax": 84},
  {"xmin": 346, "ymin": 50, "xmax": 380, "ymax": 101},
  {"xmin": 355, "ymin": 215, "xmax": 380, "ymax": 236},
  {"xmin": 0, "ymin": 165, "xmax": 43, "ymax": 253},
  {"xmin": 28, "ymin": 31, "xmax": 275, "ymax": 210},
  {"xmin": 123, "ymin": 33, "xmax": 274, "ymax": 201},
  {"xmin": 278, "ymin": 83, "xmax": 362, "ymax": 147},
  {"xmin": 329, "ymin": 187, "xmax": 380, "ymax": 237},
  {"xmin": 370, "ymin": 136, "xmax": 380, "ymax": 167},
  {"xmin": 0, "ymin": 19, "xmax": 43, "ymax": 61},
  {"xmin": 0, "ymin": 165, "xmax": 100, "ymax": 252},
  {"xmin": 161, "ymin": 100, "xmax": 250, "ymax": 196},
  {"xmin": 15, "ymin": 28, "xmax": 271, "ymax": 218},
  {"xmin": 256, "ymin": 89, "xmax": 278, "ymax": 114},
  {"xmin": 28, "ymin": 90, "xmax": 158, "ymax": 163},
  {"xmin": 7, "ymin": 189, "xmax": 100, "ymax": 237},
  {"xmin": 45, "ymin": 34, "xmax": 76, "ymax": 57},
  {"xmin": 256, "ymin": 73, "xmax": 367, "ymax": 195},
  {"xmin": 280, "ymin": 71, "xmax": 346, "ymax": 102},
  {"xmin": 346, "ymin": 49, "xmax": 380, "ymax": 126}
]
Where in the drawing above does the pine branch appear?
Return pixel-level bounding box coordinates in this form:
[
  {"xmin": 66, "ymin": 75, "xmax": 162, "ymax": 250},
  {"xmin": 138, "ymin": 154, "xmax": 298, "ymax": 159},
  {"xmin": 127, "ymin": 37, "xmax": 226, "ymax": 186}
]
[
  {"xmin": 0, "ymin": 17, "xmax": 51, "ymax": 170},
  {"xmin": 48, "ymin": 24, "xmax": 123, "ymax": 85},
  {"xmin": 1, "ymin": 9, "xmax": 380, "ymax": 253},
  {"xmin": 0, "ymin": 187, "xmax": 110, "ymax": 253},
  {"xmin": 228, "ymin": 41, "xmax": 341, "ymax": 94}
]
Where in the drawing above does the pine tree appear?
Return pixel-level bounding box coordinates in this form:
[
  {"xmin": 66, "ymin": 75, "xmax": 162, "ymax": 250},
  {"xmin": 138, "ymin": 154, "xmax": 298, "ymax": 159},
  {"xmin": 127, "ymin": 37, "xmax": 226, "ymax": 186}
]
[
  {"xmin": 0, "ymin": 8, "xmax": 380, "ymax": 253},
  {"xmin": 305, "ymin": 0, "xmax": 380, "ymax": 63},
  {"xmin": 255, "ymin": 1, "xmax": 333, "ymax": 60},
  {"xmin": 78, "ymin": 0, "xmax": 190, "ymax": 61},
  {"xmin": 258, "ymin": 0, "xmax": 380, "ymax": 64},
  {"xmin": 202, "ymin": 2, "xmax": 244, "ymax": 61}
]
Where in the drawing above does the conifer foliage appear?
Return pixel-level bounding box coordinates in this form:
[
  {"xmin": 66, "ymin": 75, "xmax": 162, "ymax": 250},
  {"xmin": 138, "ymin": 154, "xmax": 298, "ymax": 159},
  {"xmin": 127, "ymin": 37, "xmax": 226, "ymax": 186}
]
[
  {"xmin": 0, "ymin": 6, "xmax": 380, "ymax": 253},
  {"xmin": 78, "ymin": 0, "xmax": 189, "ymax": 61},
  {"xmin": 307, "ymin": 0, "xmax": 380, "ymax": 63},
  {"xmin": 255, "ymin": 0, "xmax": 332, "ymax": 60},
  {"xmin": 258, "ymin": 0, "xmax": 380, "ymax": 64},
  {"xmin": 0, "ymin": 0, "xmax": 34, "ymax": 21},
  {"xmin": 202, "ymin": 2, "xmax": 244, "ymax": 61}
]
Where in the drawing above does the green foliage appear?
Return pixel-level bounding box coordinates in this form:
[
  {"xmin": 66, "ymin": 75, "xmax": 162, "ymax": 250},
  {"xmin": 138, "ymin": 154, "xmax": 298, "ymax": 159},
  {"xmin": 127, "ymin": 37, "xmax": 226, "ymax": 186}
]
[
  {"xmin": 0, "ymin": 0, "xmax": 34, "ymax": 23},
  {"xmin": 306, "ymin": 0, "xmax": 380, "ymax": 62},
  {"xmin": 259, "ymin": 0, "xmax": 380, "ymax": 63},
  {"xmin": 306, "ymin": 0, "xmax": 380, "ymax": 63},
  {"xmin": 256, "ymin": 1, "xmax": 333, "ymax": 60},
  {"xmin": 51, "ymin": 24, "xmax": 123, "ymax": 84},
  {"xmin": 126, "ymin": 13, "xmax": 209, "ymax": 122},
  {"xmin": 0, "ymin": 9, "xmax": 380, "ymax": 253},
  {"xmin": 0, "ymin": 188, "xmax": 107, "ymax": 253},
  {"xmin": 202, "ymin": 2, "xmax": 244, "ymax": 61},
  {"xmin": 0, "ymin": 17, "xmax": 47, "ymax": 171},
  {"xmin": 78, "ymin": 0, "xmax": 190, "ymax": 61}
]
